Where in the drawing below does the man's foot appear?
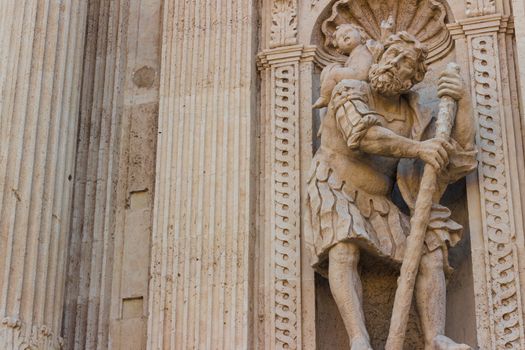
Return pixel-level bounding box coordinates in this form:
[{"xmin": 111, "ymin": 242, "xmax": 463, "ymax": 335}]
[
  {"xmin": 350, "ymin": 336, "xmax": 373, "ymax": 350},
  {"xmin": 432, "ymin": 335, "xmax": 472, "ymax": 350}
]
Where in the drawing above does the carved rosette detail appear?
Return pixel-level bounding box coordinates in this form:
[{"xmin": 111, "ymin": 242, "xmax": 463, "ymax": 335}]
[
  {"xmin": 270, "ymin": 0, "xmax": 298, "ymax": 48},
  {"xmin": 272, "ymin": 64, "xmax": 300, "ymax": 350},
  {"xmin": 471, "ymin": 35, "xmax": 525, "ymax": 349},
  {"xmin": 466, "ymin": 0, "xmax": 496, "ymax": 17}
]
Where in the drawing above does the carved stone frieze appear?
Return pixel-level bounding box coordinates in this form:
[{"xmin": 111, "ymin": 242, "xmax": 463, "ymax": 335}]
[
  {"xmin": 466, "ymin": 0, "xmax": 496, "ymax": 17},
  {"xmin": 270, "ymin": 0, "xmax": 298, "ymax": 48}
]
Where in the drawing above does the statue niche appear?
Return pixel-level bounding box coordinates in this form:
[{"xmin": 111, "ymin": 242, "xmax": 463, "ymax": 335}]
[
  {"xmin": 307, "ymin": 1, "xmax": 477, "ymax": 349},
  {"xmin": 317, "ymin": 0, "xmax": 453, "ymax": 65}
]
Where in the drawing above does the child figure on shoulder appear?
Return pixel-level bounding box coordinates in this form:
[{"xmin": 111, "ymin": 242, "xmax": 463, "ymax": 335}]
[{"xmin": 313, "ymin": 17, "xmax": 395, "ymax": 109}]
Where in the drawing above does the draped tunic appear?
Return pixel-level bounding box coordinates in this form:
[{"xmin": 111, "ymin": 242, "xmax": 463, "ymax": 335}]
[{"xmin": 307, "ymin": 79, "xmax": 477, "ymax": 275}]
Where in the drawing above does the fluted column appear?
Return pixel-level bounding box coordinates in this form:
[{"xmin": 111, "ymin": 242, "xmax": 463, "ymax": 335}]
[
  {"xmin": 0, "ymin": 0, "xmax": 88, "ymax": 348},
  {"xmin": 147, "ymin": 0, "xmax": 257, "ymax": 349}
]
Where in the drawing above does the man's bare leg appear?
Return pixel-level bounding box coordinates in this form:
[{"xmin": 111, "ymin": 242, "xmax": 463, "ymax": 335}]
[
  {"xmin": 416, "ymin": 249, "xmax": 471, "ymax": 350},
  {"xmin": 328, "ymin": 242, "xmax": 372, "ymax": 350}
]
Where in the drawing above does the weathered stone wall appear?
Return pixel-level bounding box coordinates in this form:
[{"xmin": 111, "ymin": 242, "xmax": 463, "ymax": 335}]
[{"xmin": 62, "ymin": 0, "xmax": 162, "ymax": 349}]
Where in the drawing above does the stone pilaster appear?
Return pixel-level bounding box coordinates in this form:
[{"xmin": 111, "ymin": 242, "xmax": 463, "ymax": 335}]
[
  {"xmin": 449, "ymin": 13, "xmax": 525, "ymax": 350},
  {"xmin": 256, "ymin": 1, "xmax": 318, "ymax": 348},
  {"xmin": 258, "ymin": 46, "xmax": 303, "ymax": 350},
  {"xmin": 511, "ymin": 0, "xmax": 525, "ymax": 111},
  {"xmin": 147, "ymin": 0, "xmax": 257, "ymax": 349},
  {"xmin": 0, "ymin": 0, "xmax": 88, "ymax": 348}
]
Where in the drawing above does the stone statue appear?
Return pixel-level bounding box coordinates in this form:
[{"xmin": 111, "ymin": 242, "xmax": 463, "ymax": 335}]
[{"xmin": 307, "ymin": 31, "xmax": 477, "ymax": 350}]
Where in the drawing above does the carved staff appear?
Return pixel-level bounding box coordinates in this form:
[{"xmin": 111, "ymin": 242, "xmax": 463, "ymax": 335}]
[{"xmin": 385, "ymin": 62, "xmax": 461, "ymax": 350}]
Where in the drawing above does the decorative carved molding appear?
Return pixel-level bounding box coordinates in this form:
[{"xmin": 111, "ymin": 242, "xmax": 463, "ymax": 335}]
[
  {"xmin": 466, "ymin": 0, "xmax": 496, "ymax": 17},
  {"xmin": 450, "ymin": 15, "xmax": 525, "ymax": 349},
  {"xmin": 270, "ymin": 0, "xmax": 298, "ymax": 48},
  {"xmin": 257, "ymin": 45, "xmax": 314, "ymax": 350},
  {"xmin": 470, "ymin": 34, "xmax": 525, "ymax": 350},
  {"xmin": 272, "ymin": 63, "xmax": 301, "ymax": 350}
]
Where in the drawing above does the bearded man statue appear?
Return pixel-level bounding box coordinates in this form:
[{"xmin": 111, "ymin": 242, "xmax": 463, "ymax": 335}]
[{"xmin": 307, "ymin": 31, "xmax": 477, "ymax": 350}]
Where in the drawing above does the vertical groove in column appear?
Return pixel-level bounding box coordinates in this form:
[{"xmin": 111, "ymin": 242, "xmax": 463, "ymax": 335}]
[
  {"xmin": 180, "ymin": 0, "xmax": 198, "ymax": 346},
  {"xmin": 193, "ymin": 0, "xmax": 210, "ymax": 347},
  {"xmin": 81, "ymin": 0, "xmax": 116, "ymax": 346},
  {"xmin": 17, "ymin": 0, "xmax": 52, "ymax": 326},
  {"xmin": 150, "ymin": 0, "xmax": 174, "ymax": 347},
  {"xmin": 197, "ymin": 0, "xmax": 212, "ymax": 347},
  {"xmin": 62, "ymin": 0, "xmax": 103, "ymax": 346},
  {"xmin": 0, "ymin": 0, "xmax": 89, "ymax": 348},
  {"xmin": 147, "ymin": 0, "xmax": 256, "ymax": 348},
  {"xmin": 204, "ymin": 0, "xmax": 222, "ymax": 346}
]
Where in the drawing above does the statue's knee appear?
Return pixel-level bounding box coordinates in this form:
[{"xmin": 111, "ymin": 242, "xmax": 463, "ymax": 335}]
[{"xmin": 329, "ymin": 242, "xmax": 360, "ymax": 267}]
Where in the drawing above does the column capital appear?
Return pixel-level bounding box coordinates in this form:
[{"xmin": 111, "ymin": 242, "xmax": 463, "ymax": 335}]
[
  {"xmin": 448, "ymin": 14, "xmax": 511, "ymax": 37},
  {"xmin": 257, "ymin": 45, "xmax": 317, "ymax": 69}
]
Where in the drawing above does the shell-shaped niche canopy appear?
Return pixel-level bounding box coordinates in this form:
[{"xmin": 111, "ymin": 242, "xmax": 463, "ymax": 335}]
[{"xmin": 319, "ymin": 0, "xmax": 453, "ymax": 65}]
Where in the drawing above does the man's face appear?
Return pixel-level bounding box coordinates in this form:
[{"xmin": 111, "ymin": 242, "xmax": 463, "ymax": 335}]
[{"xmin": 369, "ymin": 43, "xmax": 420, "ymax": 97}]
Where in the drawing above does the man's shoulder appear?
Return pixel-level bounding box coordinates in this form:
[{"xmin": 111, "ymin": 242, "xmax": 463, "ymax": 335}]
[{"xmin": 338, "ymin": 79, "xmax": 370, "ymax": 90}]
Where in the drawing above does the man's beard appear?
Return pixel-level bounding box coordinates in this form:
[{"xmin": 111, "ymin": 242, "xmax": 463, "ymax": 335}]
[{"xmin": 369, "ymin": 63, "xmax": 411, "ymax": 97}]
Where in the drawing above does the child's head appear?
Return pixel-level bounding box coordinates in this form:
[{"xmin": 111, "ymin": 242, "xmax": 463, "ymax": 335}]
[{"xmin": 333, "ymin": 24, "xmax": 369, "ymax": 55}]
